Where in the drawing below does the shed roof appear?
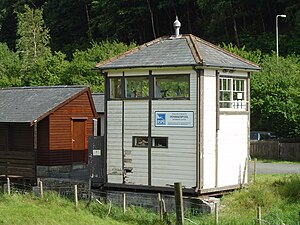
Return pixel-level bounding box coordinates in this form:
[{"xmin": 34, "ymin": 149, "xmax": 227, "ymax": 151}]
[
  {"xmin": 92, "ymin": 93, "xmax": 104, "ymax": 113},
  {"xmin": 0, "ymin": 86, "xmax": 95, "ymax": 124},
  {"xmin": 96, "ymin": 34, "xmax": 260, "ymax": 71}
]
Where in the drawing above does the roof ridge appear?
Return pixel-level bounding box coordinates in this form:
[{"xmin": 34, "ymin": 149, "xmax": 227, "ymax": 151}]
[
  {"xmin": 0, "ymin": 85, "xmax": 87, "ymax": 91},
  {"xmin": 185, "ymin": 34, "xmax": 203, "ymax": 64},
  {"xmin": 190, "ymin": 34, "xmax": 260, "ymax": 69}
]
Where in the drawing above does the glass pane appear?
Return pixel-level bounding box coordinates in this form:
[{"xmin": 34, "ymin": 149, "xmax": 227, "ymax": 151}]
[
  {"xmin": 125, "ymin": 77, "xmax": 149, "ymax": 98},
  {"xmin": 133, "ymin": 136, "xmax": 148, "ymax": 147},
  {"xmin": 152, "ymin": 137, "xmax": 168, "ymax": 148},
  {"xmin": 220, "ymin": 91, "xmax": 231, "ymax": 101},
  {"xmin": 110, "ymin": 78, "xmax": 122, "ymax": 99},
  {"xmin": 154, "ymin": 75, "xmax": 189, "ymax": 99}
]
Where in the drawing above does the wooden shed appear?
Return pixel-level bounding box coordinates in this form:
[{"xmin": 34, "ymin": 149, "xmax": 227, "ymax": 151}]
[
  {"xmin": 0, "ymin": 86, "xmax": 97, "ymax": 179},
  {"xmin": 96, "ymin": 21, "xmax": 260, "ymax": 195}
]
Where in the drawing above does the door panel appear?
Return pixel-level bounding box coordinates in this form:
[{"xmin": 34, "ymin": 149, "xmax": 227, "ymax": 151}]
[{"xmin": 72, "ymin": 120, "xmax": 86, "ymax": 162}]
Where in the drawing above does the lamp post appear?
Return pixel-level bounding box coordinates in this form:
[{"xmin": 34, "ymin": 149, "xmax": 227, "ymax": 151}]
[{"xmin": 276, "ymin": 14, "xmax": 286, "ymax": 58}]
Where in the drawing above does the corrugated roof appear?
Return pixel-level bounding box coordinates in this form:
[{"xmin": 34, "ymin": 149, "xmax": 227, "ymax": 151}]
[
  {"xmin": 96, "ymin": 34, "xmax": 260, "ymax": 71},
  {"xmin": 0, "ymin": 86, "xmax": 88, "ymax": 124},
  {"xmin": 92, "ymin": 93, "xmax": 104, "ymax": 113}
]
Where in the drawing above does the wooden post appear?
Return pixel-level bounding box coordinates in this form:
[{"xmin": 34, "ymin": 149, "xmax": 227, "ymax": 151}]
[
  {"xmin": 74, "ymin": 185, "xmax": 78, "ymax": 209},
  {"xmin": 158, "ymin": 193, "xmax": 162, "ymax": 220},
  {"xmin": 174, "ymin": 182, "xmax": 184, "ymax": 225},
  {"xmin": 298, "ymin": 211, "xmax": 300, "ymax": 225},
  {"xmin": 39, "ymin": 181, "xmax": 44, "ymax": 198},
  {"xmin": 214, "ymin": 203, "xmax": 218, "ymax": 225},
  {"xmin": 254, "ymin": 158, "xmax": 257, "ymax": 183},
  {"xmin": 257, "ymin": 206, "xmax": 261, "ymax": 225},
  {"xmin": 122, "ymin": 193, "xmax": 126, "ymax": 213},
  {"xmin": 7, "ymin": 177, "xmax": 10, "ymax": 195},
  {"xmin": 242, "ymin": 157, "xmax": 248, "ymax": 187}
]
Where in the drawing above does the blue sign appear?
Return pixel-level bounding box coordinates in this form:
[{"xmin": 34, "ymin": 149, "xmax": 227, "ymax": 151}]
[{"xmin": 156, "ymin": 113, "xmax": 166, "ymax": 125}]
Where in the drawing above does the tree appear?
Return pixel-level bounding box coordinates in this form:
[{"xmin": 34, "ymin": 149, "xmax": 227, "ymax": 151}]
[
  {"xmin": 16, "ymin": 5, "xmax": 51, "ymax": 63},
  {"xmin": 0, "ymin": 42, "xmax": 22, "ymax": 87},
  {"xmin": 251, "ymin": 54, "xmax": 300, "ymax": 137},
  {"xmin": 61, "ymin": 40, "xmax": 136, "ymax": 92}
]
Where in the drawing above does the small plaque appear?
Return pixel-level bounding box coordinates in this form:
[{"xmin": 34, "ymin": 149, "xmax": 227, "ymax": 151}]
[{"xmin": 93, "ymin": 149, "xmax": 101, "ymax": 156}]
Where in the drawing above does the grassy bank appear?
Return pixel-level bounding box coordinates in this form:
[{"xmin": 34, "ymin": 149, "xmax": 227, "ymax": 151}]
[
  {"xmin": 1, "ymin": 174, "xmax": 300, "ymax": 224},
  {"xmin": 188, "ymin": 174, "xmax": 300, "ymax": 224}
]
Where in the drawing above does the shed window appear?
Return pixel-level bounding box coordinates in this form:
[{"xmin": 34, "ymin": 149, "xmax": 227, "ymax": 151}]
[
  {"xmin": 154, "ymin": 75, "xmax": 189, "ymax": 99},
  {"xmin": 110, "ymin": 78, "xmax": 122, "ymax": 99},
  {"xmin": 125, "ymin": 77, "xmax": 149, "ymax": 98},
  {"xmin": 219, "ymin": 77, "xmax": 247, "ymax": 110}
]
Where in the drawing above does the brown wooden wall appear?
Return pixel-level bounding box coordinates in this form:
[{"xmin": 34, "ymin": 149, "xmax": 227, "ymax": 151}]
[
  {"xmin": 40, "ymin": 91, "xmax": 95, "ymax": 165},
  {"xmin": 0, "ymin": 123, "xmax": 36, "ymax": 178}
]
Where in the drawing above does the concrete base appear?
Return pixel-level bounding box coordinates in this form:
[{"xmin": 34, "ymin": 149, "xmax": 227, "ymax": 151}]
[
  {"xmin": 105, "ymin": 191, "xmax": 219, "ymax": 214},
  {"xmin": 37, "ymin": 164, "xmax": 89, "ymax": 181}
]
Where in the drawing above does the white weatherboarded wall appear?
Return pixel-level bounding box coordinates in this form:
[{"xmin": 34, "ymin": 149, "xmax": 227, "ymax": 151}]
[
  {"xmin": 123, "ymin": 101, "xmax": 149, "ymax": 185},
  {"xmin": 151, "ymin": 69, "xmax": 197, "ymax": 188},
  {"xmin": 202, "ymin": 69, "xmax": 217, "ymax": 189},
  {"xmin": 217, "ymin": 114, "xmax": 248, "ymax": 186},
  {"xmin": 107, "ymin": 101, "xmax": 123, "ymax": 183}
]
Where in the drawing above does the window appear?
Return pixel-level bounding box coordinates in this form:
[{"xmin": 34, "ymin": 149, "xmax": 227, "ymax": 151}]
[
  {"xmin": 154, "ymin": 75, "xmax": 189, "ymax": 99},
  {"xmin": 125, "ymin": 77, "xmax": 149, "ymax": 98},
  {"xmin": 152, "ymin": 137, "xmax": 168, "ymax": 148},
  {"xmin": 108, "ymin": 74, "xmax": 190, "ymax": 100},
  {"xmin": 110, "ymin": 78, "xmax": 122, "ymax": 99},
  {"xmin": 219, "ymin": 77, "xmax": 247, "ymax": 110},
  {"xmin": 132, "ymin": 136, "xmax": 168, "ymax": 148},
  {"xmin": 133, "ymin": 136, "xmax": 148, "ymax": 147}
]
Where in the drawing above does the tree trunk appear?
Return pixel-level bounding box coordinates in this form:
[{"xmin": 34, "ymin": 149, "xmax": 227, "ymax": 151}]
[
  {"xmin": 84, "ymin": 0, "xmax": 92, "ymax": 42},
  {"xmin": 146, "ymin": 0, "xmax": 156, "ymax": 39},
  {"xmin": 230, "ymin": 0, "xmax": 240, "ymax": 47},
  {"xmin": 187, "ymin": 4, "xmax": 192, "ymax": 33}
]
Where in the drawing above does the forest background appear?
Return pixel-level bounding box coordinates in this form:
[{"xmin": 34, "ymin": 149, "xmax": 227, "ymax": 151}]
[{"xmin": 0, "ymin": 0, "xmax": 299, "ymax": 137}]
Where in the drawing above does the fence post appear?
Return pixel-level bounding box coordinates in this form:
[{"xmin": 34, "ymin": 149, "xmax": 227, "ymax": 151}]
[
  {"xmin": 157, "ymin": 193, "xmax": 163, "ymax": 220},
  {"xmin": 6, "ymin": 177, "xmax": 11, "ymax": 195},
  {"xmin": 122, "ymin": 193, "xmax": 126, "ymax": 213},
  {"xmin": 74, "ymin": 185, "xmax": 78, "ymax": 209},
  {"xmin": 214, "ymin": 202, "xmax": 219, "ymax": 225},
  {"xmin": 298, "ymin": 211, "xmax": 300, "ymax": 225},
  {"xmin": 253, "ymin": 158, "xmax": 257, "ymax": 183},
  {"xmin": 174, "ymin": 182, "xmax": 184, "ymax": 225},
  {"xmin": 257, "ymin": 206, "xmax": 261, "ymax": 225},
  {"xmin": 39, "ymin": 181, "xmax": 44, "ymax": 198},
  {"xmin": 242, "ymin": 157, "xmax": 248, "ymax": 187}
]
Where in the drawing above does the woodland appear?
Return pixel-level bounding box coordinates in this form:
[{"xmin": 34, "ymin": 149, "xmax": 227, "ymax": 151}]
[{"xmin": 0, "ymin": 0, "xmax": 299, "ymax": 137}]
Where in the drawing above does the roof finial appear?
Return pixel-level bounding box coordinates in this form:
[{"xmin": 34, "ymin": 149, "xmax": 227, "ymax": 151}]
[{"xmin": 173, "ymin": 16, "xmax": 181, "ymax": 38}]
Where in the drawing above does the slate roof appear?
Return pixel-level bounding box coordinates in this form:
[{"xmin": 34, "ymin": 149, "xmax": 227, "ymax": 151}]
[
  {"xmin": 96, "ymin": 34, "xmax": 260, "ymax": 71},
  {"xmin": 0, "ymin": 86, "xmax": 90, "ymax": 124},
  {"xmin": 92, "ymin": 93, "xmax": 104, "ymax": 113}
]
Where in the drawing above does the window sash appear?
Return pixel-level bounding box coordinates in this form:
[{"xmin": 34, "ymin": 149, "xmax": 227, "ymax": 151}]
[{"xmin": 219, "ymin": 77, "xmax": 247, "ymax": 110}]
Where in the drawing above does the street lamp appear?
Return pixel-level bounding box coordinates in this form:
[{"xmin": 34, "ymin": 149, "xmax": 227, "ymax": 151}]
[{"xmin": 276, "ymin": 14, "xmax": 286, "ymax": 58}]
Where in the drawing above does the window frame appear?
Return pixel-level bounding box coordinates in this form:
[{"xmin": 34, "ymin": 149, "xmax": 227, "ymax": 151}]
[
  {"xmin": 153, "ymin": 74, "xmax": 190, "ymax": 100},
  {"xmin": 107, "ymin": 74, "xmax": 190, "ymax": 101},
  {"xmin": 219, "ymin": 77, "xmax": 248, "ymax": 111},
  {"xmin": 132, "ymin": 136, "xmax": 168, "ymax": 148},
  {"xmin": 124, "ymin": 76, "xmax": 149, "ymax": 99}
]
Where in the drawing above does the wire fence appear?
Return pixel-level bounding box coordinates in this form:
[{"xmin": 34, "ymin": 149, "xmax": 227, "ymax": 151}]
[{"xmin": 0, "ymin": 178, "xmax": 297, "ymax": 225}]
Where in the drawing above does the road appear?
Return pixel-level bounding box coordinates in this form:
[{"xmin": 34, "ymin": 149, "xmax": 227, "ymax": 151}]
[{"xmin": 249, "ymin": 161, "xmax": 300, "ymax": 174}]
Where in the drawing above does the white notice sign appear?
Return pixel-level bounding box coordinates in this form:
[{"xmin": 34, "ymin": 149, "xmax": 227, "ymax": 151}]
[
  {"xmin": 155, "ymin": 111, "xmax": 194, "ymax": 127},
  {"xmin": 93, "ymin": 149, "xmax": 101, "ymax": 156}
]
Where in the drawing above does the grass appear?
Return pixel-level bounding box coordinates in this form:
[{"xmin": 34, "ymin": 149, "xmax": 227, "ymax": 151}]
[
  {"xmin": 0, "ymin": 191, "xmax": 164, "ymax": 225},
  {"xmin": 185, "ymin": 174, "xmax": 300, "ymax": 224},
  {"xmin": 1, "ymin": 174, "xmax": 300, "ymax": 224},
  {"xmin": 252, "ymin": 158, "xmax": 300, "ymax": 164}
]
